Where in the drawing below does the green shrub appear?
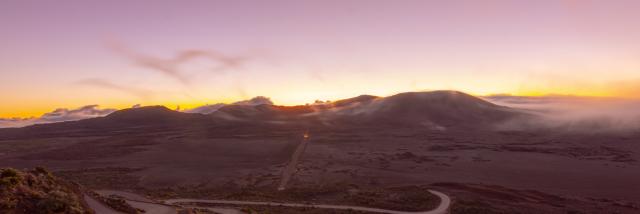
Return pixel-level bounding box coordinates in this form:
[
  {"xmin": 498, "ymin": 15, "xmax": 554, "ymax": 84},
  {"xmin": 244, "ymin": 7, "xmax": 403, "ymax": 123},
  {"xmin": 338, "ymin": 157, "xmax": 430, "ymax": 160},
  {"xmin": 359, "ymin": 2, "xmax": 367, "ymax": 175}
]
[
  {"xmin": 1, "ymin": 168, "xmax": 90, "ymax": 214},
  {"xmin": 0, "ymin": 168, "xmax": 22, "ymax": 189},
  {"xmin": 35, "ymin": 190, "xmax": 84, "ymax": 214},
  {"xmin": 1, "ymin": 168, "xmax": 19, "ymax": 178},
  {"xmin": 36, "ymin": 197, "xmax": 68, "ymax": 213},
  {"xmin": 33, "ymin": 167, "xmax": 53, "ymax": 179}
]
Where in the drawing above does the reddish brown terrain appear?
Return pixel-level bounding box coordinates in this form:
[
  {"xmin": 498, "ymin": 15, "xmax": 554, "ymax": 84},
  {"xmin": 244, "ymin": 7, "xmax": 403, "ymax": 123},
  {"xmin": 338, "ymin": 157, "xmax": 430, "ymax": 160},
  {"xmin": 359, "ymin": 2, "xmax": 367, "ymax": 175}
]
[{"xmin": 1, "ymin": 91, "xmax": 639, "ymax": 213}]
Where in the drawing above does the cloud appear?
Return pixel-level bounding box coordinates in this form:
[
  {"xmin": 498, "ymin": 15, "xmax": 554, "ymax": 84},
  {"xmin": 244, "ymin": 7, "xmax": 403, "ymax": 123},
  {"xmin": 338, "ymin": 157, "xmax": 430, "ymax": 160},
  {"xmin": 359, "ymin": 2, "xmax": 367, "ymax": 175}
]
[
  {"xmin": 38, "ymin": 105, "xmax": 115, "ymax": 122},
  {"xmin": 184, "ymin": 96, "xmax": 274, "ymax": 114},
  {"xmin": 232, "ymin": 96, "xmax": 273, "ymax": 106},
  {"xmin": 0, "ymin": 118, "xmax": 34, "ymax": 128},
  {"xmin": 486, "ymin": 95, "xmax": 640, "ymax": 132},
  {"xmin": 76, "ymin": 78, "xmax": 154, "ymax": 99},
  {"xmin": 0, "ymin": 105, "xmax": 117, "ymax": 128},
  {"xmin": 108, "ymin": 41, "xmax": 253, "ymax": 84}
]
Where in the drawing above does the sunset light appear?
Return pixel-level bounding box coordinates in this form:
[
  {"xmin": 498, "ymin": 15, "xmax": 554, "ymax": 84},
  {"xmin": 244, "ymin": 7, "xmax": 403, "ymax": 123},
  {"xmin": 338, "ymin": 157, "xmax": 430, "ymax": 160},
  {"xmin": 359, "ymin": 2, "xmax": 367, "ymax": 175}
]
[
  {"xmin": 2, "ymin": 0, "xmax": 640, "ymax": 119},
  {"xmin": 1, "ymin": 2, "xmax": 640, "ymax": 213}
]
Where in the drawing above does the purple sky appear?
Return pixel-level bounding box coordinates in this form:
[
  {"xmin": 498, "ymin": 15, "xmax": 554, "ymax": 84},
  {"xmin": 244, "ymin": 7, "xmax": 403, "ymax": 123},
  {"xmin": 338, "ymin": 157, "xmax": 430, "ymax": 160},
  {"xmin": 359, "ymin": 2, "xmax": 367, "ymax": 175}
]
[{"xmin": 1, "ymin": 0, "xmax": 640, "ymax": 117}]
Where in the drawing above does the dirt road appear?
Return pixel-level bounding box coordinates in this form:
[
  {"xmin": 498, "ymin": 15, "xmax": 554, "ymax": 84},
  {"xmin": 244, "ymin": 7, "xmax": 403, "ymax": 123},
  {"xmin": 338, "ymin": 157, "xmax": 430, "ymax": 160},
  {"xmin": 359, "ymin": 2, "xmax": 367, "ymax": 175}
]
[
  {"xmin": 90, "ymin": 189, "xmax": 450, "ymax": 214},
  {"xmin": 277, "ymin": 131, "xmax": 310, "ymax": 190},
  {"xmin": 166, "ymin": 190, "xmax": 450, "ymax": 214}
]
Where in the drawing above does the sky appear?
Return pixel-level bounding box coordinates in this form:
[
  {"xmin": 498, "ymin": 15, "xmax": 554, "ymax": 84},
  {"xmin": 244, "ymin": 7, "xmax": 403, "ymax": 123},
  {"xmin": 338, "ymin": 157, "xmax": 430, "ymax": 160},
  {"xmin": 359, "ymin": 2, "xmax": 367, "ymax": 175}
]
[{"xmin": 1, "ymin": 0, "xmax": 640, "ymax": 118}]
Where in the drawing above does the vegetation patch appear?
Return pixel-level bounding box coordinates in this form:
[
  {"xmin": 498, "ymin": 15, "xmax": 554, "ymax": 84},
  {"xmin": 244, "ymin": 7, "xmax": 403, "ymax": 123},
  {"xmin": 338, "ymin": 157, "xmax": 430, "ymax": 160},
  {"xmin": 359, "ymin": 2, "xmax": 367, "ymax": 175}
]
[{"xmin": 0, "ymin": 167, "xmax": 93, "ymax": 214}]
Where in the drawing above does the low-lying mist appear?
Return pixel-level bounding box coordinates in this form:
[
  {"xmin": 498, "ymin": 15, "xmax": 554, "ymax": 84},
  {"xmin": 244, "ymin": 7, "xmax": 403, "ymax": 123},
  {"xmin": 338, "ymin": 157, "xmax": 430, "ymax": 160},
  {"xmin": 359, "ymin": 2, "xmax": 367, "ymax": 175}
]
[{"xmin": 486, "ymin": 96, "xmax": 640, "ymax": 133}]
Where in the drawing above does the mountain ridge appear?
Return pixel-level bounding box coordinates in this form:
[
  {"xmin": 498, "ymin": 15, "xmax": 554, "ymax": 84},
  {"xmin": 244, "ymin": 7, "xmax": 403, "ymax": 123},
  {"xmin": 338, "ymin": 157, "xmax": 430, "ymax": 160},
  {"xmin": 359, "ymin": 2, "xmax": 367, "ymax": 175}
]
[{"xmin": 0, "ymin": 91, "xmax": 527, "ymax": 136}]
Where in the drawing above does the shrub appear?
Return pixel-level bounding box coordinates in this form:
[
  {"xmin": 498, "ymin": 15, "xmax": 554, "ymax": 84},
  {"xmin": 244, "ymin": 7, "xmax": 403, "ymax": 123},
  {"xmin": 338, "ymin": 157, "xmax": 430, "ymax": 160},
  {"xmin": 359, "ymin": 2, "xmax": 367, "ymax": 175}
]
[
  {"xmin": 0, "ymin": 168, "xmax": 22, "ymax": 189},
  {"xmin": 33, "ymin": 166, "xmax": 54, "ymax": 179},
  {"xmin": 36, "ymin": 197, "xmax": 68, "ymax": 213},
  {"xmin": 1, "ymin": 168, "xmax": 19, "ymax": 178},
  {"xmin": 0, "ymin": 167, "xmax": 92, "ymax": 214},
  {"xmin": 0, "ymin": 197, "xmax": 17, "ymax": 209}
]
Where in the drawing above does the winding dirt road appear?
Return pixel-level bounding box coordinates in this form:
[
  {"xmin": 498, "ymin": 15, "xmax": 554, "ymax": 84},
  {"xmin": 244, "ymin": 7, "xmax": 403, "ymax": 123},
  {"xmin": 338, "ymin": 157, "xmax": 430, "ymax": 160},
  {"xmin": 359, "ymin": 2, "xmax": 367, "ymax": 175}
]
[
  {"xmin": 84, "ymin": 195, "xmax": 123, "ymax": 214},
  {"xmin": 90, "ymin": 189, "xmax": 450, "ymax": 214},
  {"xmin": 166, "ymin": 189, "xmax": 451, "ymax": 214}
]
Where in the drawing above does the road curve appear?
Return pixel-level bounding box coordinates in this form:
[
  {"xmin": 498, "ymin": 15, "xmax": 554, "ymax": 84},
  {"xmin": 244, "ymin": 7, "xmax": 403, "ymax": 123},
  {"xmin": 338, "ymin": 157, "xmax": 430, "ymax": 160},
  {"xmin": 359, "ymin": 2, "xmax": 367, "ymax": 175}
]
[
  {"xmin": 84, "ymin": 194, "xmax": 124, "ymax": 214},
  {"xmin": 164, "ymin": 189, "xmax": 451, "ymax": 214}
]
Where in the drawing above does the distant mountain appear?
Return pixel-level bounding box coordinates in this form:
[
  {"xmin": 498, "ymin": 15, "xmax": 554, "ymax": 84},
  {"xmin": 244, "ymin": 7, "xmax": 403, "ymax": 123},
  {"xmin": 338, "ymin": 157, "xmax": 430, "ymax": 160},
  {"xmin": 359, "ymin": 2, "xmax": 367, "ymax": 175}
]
[
  {"xmin": 210, "ymin": 104, "xmax": 316, "ymax": 122},
  {"xmin": 183, "ymin": 103, "xmax": 225, "ymax": 114},
  {"xmin": 103, "ymin": 106, "xmax": 204, "ymax": 123},
  {"xmin": 207, "ymin": 95, "xmax": 379, "ymax": 122},
  {"xmin": 0, "ymin": 106, "xmax": 212, "ymax": 139},
  {"xmin": 183, "ymin": 96, "xmax": 274, "ymax": 115},
  {"xmin": 207, "ymin": 91, "xmax": 524, "ymax": 129},
  {"xmin": 331, "ymin": 95, "xmax": 378, "ymax": 108},
  {"xmin": 321, "ymin": 91, "xmax": 524, "ymax": 129},
  {"xmin": 0, "ymin": 91, "xmax": 529, "ymax": 138}
]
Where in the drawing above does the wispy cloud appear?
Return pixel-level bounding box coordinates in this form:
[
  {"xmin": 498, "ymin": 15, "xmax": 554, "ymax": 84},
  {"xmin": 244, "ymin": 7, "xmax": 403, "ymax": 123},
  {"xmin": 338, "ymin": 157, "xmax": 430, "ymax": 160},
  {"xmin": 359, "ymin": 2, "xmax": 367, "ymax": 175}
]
[
  {"xmin": 108, "ymin": 41, "xmax": 254, "ymax": 85},
  {"xmin": 75, "ymin": 78, "xmax": 154, "ymax": 99}
]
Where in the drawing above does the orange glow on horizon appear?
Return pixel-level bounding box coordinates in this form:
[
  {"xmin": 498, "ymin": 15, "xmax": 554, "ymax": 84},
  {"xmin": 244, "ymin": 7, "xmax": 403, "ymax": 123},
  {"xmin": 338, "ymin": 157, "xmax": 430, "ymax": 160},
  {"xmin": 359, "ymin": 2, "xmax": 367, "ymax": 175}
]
[
  {"xmin": 3, "ymin": 1, "xmax": 640, "ymax": 119},
  {"xmin": 3, "ymin": 88, "xmax": 639, "ymax": 119}
]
